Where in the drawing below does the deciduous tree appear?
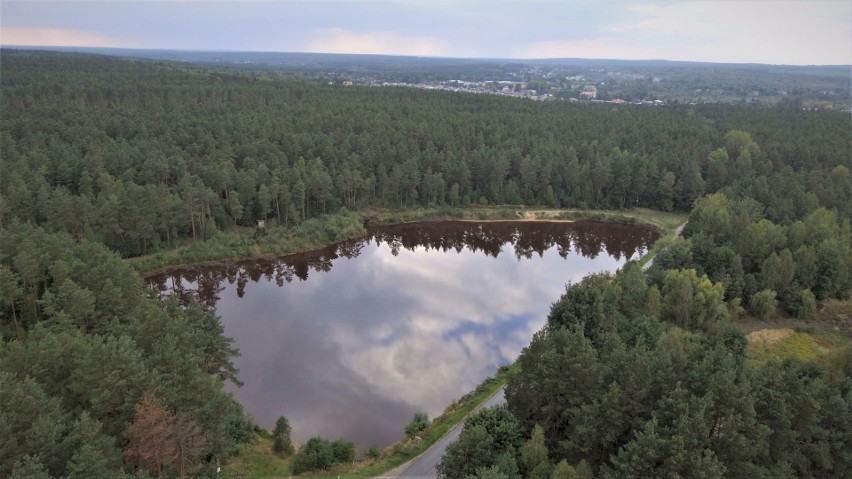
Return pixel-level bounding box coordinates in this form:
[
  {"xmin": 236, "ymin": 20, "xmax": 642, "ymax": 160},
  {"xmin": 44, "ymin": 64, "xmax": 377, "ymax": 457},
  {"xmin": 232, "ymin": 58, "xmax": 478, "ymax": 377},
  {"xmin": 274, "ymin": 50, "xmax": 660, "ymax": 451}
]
[{"xmin": 272, "ymin": 415, "xmax": 294, "ymax": 455}]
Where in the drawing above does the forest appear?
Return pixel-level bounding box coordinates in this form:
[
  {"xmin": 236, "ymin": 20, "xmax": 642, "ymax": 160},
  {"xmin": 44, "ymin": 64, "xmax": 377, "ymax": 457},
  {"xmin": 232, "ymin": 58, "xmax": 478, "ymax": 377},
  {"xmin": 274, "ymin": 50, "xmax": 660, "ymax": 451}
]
[
  {"xmin": 2, "ymin": 50, "xmax": 849, "ymax": 257},
  {"xmin": 0, "ymin": 50, "xmax": 850, "ymax": 477}
]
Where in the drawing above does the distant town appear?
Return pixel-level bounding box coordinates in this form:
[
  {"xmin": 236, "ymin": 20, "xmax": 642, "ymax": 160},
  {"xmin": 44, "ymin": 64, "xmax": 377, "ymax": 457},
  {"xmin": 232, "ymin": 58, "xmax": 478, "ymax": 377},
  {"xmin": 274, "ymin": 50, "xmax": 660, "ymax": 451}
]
[
  {"xmin": 353, "ymin": 79, "xmax": 668, "ymax": 105},
  {"xmin": 314, "ymin": 58, "xmax": 849, "ymax": 109}
]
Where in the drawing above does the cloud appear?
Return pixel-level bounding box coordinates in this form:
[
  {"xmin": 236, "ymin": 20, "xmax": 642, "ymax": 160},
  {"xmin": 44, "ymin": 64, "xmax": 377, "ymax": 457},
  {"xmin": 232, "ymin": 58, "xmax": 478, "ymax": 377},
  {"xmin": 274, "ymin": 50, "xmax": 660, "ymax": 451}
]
[
  {"xmin": 0, "ymin": 27, "xmax": 123, "ymax": 47},
  {"xmin": 2, "ymin": 1, "xmax": 848, "ymax": 63},
  {"xmin": 513, "ymin": 0, "xmax": 852, "ymax": 64},
  {"xmin": 306, "ymin": 27, "xmax": 450, "ymax": 56},
  {"xmin": 158, "ymin": 221, "xmax": 651, "ymax": 446}
]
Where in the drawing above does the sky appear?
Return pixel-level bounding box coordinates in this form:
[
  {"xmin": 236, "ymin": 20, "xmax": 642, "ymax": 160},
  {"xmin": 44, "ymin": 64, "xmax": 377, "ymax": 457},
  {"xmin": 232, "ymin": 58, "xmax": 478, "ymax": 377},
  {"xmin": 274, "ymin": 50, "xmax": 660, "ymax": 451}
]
[{"xmin": 2, "ymin": 0, "xmax": 851, "ymax": 65}]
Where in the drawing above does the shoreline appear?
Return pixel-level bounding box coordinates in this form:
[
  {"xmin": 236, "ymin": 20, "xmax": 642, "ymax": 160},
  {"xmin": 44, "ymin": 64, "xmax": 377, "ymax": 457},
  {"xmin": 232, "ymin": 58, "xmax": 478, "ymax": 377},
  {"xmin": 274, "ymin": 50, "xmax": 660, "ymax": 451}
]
[
  {"xmin": 131, "ymin": 207, "xmax": 682, "ymax": 277},
  {"xmin": 138, "ymin": 218, "xmax": 659, "ymax": 279}
]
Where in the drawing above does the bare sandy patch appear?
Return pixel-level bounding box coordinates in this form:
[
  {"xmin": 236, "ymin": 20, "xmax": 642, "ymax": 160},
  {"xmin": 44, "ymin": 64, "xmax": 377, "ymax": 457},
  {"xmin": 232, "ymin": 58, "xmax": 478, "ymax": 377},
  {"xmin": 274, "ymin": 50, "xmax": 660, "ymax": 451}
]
[
  {"xmin": 747, "ymin": 328, "xmax": 795, "ymax": 345},
  {"xmin": 522, "ymin": 210, "xmax": 563, "ymax": 220}
]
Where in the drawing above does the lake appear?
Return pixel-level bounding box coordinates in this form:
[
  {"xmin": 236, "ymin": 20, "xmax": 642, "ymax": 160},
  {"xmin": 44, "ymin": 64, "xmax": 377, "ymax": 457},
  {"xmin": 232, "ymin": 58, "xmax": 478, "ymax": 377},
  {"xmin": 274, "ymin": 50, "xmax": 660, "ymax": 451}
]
[{"xmin": 147, "ymin": 220, "xmax": 658, "ymax": 448}]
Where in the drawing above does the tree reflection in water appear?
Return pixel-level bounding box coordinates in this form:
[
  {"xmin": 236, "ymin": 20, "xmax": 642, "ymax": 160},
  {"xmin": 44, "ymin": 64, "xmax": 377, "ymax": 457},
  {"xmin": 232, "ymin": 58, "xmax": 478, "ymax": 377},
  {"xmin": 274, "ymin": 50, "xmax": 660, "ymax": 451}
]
[
  {"xmin": 146, "ymin": 221, "xmax": 658, "ymax": 447},
  {"xmin": 150, "ymin": 221, "xmax": 656, "ymax": 308}
]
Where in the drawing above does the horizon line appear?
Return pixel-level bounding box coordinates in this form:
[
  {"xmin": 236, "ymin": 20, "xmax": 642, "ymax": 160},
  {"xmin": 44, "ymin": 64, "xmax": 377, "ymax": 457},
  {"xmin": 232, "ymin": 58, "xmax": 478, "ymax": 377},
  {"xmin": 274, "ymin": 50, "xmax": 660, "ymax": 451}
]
[{"xmin": 2, "ymin": 44, "xmax": 848, "ymax": 68}]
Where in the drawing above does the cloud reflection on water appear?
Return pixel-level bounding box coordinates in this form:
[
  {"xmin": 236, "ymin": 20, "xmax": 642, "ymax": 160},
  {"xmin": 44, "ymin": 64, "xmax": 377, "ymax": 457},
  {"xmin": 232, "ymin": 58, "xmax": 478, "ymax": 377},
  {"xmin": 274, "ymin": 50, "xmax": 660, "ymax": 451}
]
[{"xmin": 147, "ymin": 221, "xmax": 657, "ymax": 447}]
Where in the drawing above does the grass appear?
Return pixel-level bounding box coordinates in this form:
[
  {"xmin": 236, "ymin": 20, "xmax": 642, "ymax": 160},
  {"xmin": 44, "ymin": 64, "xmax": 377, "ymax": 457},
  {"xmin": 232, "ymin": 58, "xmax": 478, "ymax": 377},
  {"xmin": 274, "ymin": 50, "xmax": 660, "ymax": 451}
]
[
  {"xmin": 364, "ymin": 206, "xmax": 687, "ymax": 233},
  {"xmin": 364, "ymin": 206, "xmax": 520, "ymax": 224},
  {"xmin": 127, "ymin": 206, "xmax": 687, "ymax": 275},
  {"xmin": 741, "ymin": 298, "xmax": 852, "ymax": 372},
  {"xmin": 337, "ymin": 363, "xmax": 517, "ymax": 478},
  {"xmin": 127, "ymin": 211, "xmax": 367, "ymax": 274},
  {"xmin": 222, "ymin": 433, "xmax": 292, "ymax": 479},
  {"xmin": 748, "ymin": 331, "xmax": 823, "ymax": 362},
  {"xmin": 549, "ymin": 207, "xmax": 686, "ymax": 233},
  {"xmin": 620, "ymin": 209, "xmax": 689, "ymax": 268},
  {"xmin": 746, "ymin": 329, "xmax": 849, "ymax": 366},
  {"xmin": 223, "ymin": 364, "xmax": 516, "ymax": 478},
  {"xmin": 815, "ymin": 298, "xmax": 852, "ymax": 322}
]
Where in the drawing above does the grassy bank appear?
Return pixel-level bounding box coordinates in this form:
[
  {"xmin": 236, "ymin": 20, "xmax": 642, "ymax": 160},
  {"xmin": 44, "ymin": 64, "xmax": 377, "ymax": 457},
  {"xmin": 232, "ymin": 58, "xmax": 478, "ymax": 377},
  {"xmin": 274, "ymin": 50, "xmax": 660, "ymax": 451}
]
[
  {"xmin": 223, "ymin": 432, "xmax": 292, "ymax": 478},
  {"xmin": 364, "ymin": 205, "xmax": 685, "ymax": 231},
  {"xmin": 127, "ymin": 206, "xmax": 687, "ymax": 275},
  {"xmin": 340, "ymin": 364, "xmax": 517, "ymax": 478},
  {"xmin": 127, "ymin": 210, "xmax": 366, "ymax": 274},
  {"xmin": 222, "ymin": 364, "xmax": 516, "ymax": 478},
  {"xmin": 364, "ymin": 206, "xmax": 521, "ymax": 223}
]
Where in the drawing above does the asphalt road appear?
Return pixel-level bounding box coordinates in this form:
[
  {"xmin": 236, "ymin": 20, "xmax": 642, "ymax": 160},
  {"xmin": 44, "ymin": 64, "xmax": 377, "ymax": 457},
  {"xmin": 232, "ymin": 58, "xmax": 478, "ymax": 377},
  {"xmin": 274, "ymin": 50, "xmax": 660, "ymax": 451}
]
[{"xmin": 382, "ymin": 387, "xmax": 507, "ymax": 479}]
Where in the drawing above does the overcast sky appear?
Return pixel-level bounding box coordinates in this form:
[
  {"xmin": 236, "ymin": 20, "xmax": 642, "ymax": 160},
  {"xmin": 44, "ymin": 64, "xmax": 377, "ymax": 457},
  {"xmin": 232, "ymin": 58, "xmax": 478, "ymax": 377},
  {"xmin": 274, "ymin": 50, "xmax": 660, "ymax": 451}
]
[{"xmin": 2, "ymin": 0, "xmax": 850, "ymax": 65}]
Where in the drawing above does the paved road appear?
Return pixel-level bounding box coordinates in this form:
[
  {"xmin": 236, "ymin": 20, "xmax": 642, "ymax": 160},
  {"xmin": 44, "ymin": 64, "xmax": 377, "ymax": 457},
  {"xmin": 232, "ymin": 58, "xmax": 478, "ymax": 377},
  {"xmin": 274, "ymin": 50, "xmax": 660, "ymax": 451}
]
[{"xmin": 381, "ymin": 387, "xmax": 507, "ymax": 479}]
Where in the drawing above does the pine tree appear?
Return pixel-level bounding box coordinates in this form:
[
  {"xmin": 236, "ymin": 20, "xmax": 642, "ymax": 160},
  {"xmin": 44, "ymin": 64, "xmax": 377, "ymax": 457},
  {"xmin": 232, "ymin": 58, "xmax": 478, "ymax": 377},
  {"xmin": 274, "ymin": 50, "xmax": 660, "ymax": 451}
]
[{"xmin": 124, "ymin": 392, "xmax": 179, "ymax": 478}]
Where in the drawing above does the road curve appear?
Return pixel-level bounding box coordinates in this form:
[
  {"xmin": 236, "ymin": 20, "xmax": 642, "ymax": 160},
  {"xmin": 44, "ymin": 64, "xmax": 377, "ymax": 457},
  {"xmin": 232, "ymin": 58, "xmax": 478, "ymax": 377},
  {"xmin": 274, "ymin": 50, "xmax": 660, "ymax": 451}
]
[{"xmin": 380, "ymin": 387, "xmax": 507, "ymax": 479}]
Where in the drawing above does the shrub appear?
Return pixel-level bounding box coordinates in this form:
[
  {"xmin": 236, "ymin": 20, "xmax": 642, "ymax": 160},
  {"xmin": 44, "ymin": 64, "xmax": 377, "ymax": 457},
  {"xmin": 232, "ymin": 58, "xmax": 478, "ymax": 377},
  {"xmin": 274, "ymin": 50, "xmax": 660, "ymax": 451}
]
[
  {"xmin": 750, "ymin": 289, "xmax": 778, "ymax": 320},
  {"xmin": 404, "ymin": 411, "xmax": 430, "ymax": 437},
  {"xmin": 331, "ymin": 439, "xmax": 356, "ymax": 463},
  {"xmin": 365, "ymin": 445, "xmax": 381, "ymax": 460},
  {"xmin": 795, "ymin": 288, "xmax": 817, "ymax": 320},
  {"xmin": 291, "ymin": 437, "xmax": 355, "ymax": 473},
  {"xmin": 291, "ymin": 437, "xmax": 335, "ymax": 473}
]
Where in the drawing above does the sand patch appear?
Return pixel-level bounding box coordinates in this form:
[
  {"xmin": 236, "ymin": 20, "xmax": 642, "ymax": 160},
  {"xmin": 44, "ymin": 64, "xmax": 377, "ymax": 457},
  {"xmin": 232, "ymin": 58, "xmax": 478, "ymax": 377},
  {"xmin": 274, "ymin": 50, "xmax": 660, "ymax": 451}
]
[
  {"xmin": 522, "ymin": 210, "xmax": 563, "ymax": 220},
  {"xmin": 747, "ymin": 328, "xmax": 795, "ymax": 345}
]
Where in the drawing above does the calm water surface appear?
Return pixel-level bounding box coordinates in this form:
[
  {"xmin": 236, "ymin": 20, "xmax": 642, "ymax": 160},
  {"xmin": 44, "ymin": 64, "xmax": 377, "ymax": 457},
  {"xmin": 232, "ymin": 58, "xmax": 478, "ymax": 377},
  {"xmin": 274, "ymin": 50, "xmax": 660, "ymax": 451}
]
[{"xmin": 147, "ymin": 221, "xmax": 658, "ymax": 447}]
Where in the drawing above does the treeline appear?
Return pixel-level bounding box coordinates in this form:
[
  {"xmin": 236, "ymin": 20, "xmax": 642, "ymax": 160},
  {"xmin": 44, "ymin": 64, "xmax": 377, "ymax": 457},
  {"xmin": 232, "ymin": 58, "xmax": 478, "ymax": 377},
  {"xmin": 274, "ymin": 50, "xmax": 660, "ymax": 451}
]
[
  {"xmin": 0, "ymin": 223, "xmax": 253, "ymax": 477},
  {"xmin": 2, "ymin": 50, "xmax": 849, "ymax": 257}
]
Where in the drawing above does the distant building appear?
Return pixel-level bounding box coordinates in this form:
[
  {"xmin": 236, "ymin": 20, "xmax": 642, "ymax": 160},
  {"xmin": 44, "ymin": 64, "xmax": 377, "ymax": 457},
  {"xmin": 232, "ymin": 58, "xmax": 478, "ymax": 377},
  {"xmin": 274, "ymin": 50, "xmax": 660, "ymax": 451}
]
[
  {"xmin": 580, "ymin": 86, "xmax": 597, "ymax": 99},
  {"xmin": 342, "ymin": 80, "xmax": 354, "ymax": 86}
]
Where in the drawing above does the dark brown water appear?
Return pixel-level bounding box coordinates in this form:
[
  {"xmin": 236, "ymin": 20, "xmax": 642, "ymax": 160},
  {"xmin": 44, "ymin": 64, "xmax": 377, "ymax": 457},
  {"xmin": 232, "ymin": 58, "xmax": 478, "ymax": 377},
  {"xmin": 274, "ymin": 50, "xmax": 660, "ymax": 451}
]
[{"xmin": 147, "ymin": 221, "xmax": 658, "ymax": 448}]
